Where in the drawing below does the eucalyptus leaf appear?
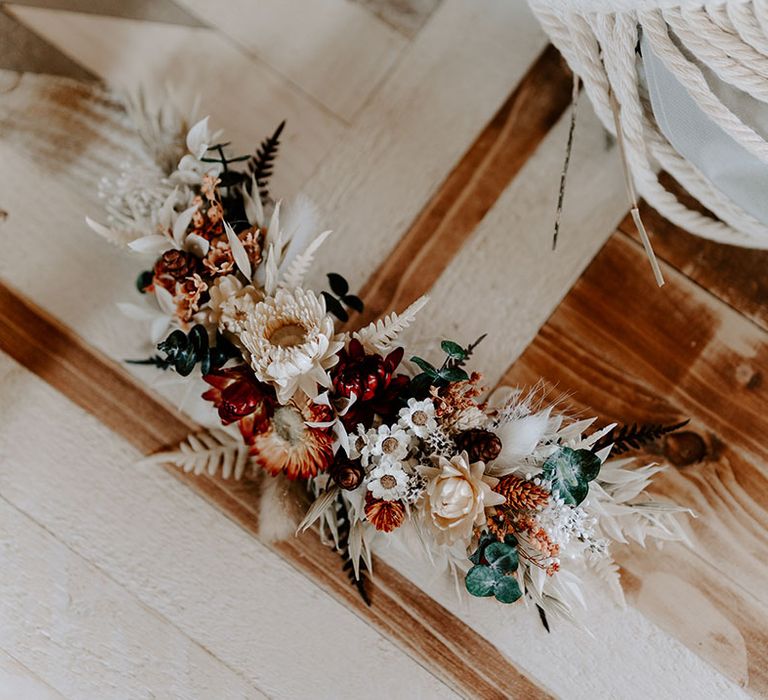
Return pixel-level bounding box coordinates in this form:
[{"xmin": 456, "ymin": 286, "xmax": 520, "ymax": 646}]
[
  {"xmin": 484, "ymin": 541, "xmax": 519, "ymax": 574},
  {"xmin": 439, "ymin": 367, "xmax": 469, "ymax": 383},
  {"xmin": 322, "ymin": 292, "xmax": 348, "ymax": 322},
  {"xmin": 343, "ymin": 294, "xmax": 364, "ymax": 313},
  {"xmin": 493, "ymin": 575, "xmax": 522, "ymax": 603},
  {"xmin": 465, "ymin": 565, "xmax": 497, "ymax": 597},
  {"xmin": 441, "ymin": 340, "xmax": 467, "ymax": 359},
  {"xmin": 327, "ymin": 272, "xmax": 349, "ymax": 296},
  {"xmin": 410, "ymin": 356, "xmax": 437, "ymax": 374},
  {"xmin": 542, "ymin": 446, "xmax": 602, "ymax": 506}
]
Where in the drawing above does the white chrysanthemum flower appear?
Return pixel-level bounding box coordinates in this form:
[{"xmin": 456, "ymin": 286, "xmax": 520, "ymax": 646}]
[
  {"xmin": 367, "ymin": 460, "xmax": 409, "ymax": 501},
  {"xmin": 217, "ymin": 284, "xmax": 263, "ymax": 335},
  {"xmin": 238, "ymin": 287, "xmax": 344, "ymax": 403},
  {"xmin": 398, "ymin": 397, "xmax": 437, "ymax": 438},
  {"xmin": 361, "ymin": 424, "xmax": 410, "ymax": 466}
]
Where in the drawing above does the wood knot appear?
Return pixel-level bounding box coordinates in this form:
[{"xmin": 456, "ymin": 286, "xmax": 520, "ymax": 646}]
[{"xmin": 663, "ymin": 431, "xmax": 706, "ymax": 466}]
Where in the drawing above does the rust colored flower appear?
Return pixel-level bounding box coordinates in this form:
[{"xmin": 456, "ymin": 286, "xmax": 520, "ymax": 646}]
[
  {"xmin": 202, "ymin": 240, "xmax": 236, "ymax": 276},
  {"xmin": 331, "ymin": 339, "xmax": 409, "ymax": 430},
  {"xmin": 238, "ymin": 225, "xmax": 263, "ymax": 268},
  {"xmin": 153, "ymin": 249, "xmax": 199, "ymax": 292},
  {"xmin": 174, "ymin": 273, "xmax": 207, "ymax": 323},
  {"xmin": 364, "ymin": 492, "xmax": 405, "ymax": 533},
  {"xmin": 202, "ymin": 365, "xmax": 273, "ymax": 435},
  {"xmin": 249, "ymin": 394, "xmax": 334, "ymax": 480},
  {"xmin": 329, "ymin": 458, "xmax": 365, "ymax": 490}
]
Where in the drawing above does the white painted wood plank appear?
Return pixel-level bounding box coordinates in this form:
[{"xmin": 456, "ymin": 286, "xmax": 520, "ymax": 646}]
[
  {"xmin": 401, "ymin": 100, "xmax": 628, "ymax": 386},
  {"xmin": 0, "ymin": 353, "xmax": 458, "ymax": 700},
  {"xmin": 303, "ymin": 0, "xmax": 549, "ymax": 293},
  {"xmin": 378, "ymin": 542, "xmax": 748, "ymax": 700},
  {"xmin": 0, "ymin": 649, "xmax": 65, "ymax": 700},
  {"xmin": 176, "ymin": 0, "xmax": 407, "ymax": 122},
  {"xmin": 3, "ymin": 5, "xmax": 345, "ymax": 195},
  {"xmin": 0, "ymin": 497, "xmax": 266, "ymax": 699}
]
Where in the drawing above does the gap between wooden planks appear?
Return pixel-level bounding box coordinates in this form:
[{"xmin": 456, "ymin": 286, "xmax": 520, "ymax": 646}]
[{"xmin": 0, "ymin": 281, "xmax": 552, "ymax": 700}]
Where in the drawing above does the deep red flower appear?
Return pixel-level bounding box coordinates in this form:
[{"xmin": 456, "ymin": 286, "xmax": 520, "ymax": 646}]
[
  {"xmin": 202, "ymin": 365, "xmax": 274, "ymax": 441},
  {"xmin": 331, "ymin": 339, "xmax": 409, "ymax": 430}
]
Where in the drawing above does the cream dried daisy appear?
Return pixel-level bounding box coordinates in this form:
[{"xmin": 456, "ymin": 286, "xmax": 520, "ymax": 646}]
[
  {"xmin": 367, "ymin": 459, "xmax": 409, "ymax": 501},
  {"xmin": 398, "ymin": 397, "xmax": 437, "ymax": 438},
  {"xmin": 239, "ymin": 287, "xmax": 344, "ymax": 403},
  {"xmin": 361, "ymin": 424, "xmax": 410, "ymax": 466}
]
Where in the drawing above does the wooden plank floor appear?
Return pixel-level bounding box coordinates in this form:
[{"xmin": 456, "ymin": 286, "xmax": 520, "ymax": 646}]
[{"xmin": 0, "ymin": 1, "xmax": 762, "ymax": 697}]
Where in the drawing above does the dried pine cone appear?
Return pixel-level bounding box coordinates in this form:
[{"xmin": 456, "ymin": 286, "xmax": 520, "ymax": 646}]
[
  {"xmin": 494, "ymin": 475, "xmax": 549, "ymax": 511},
  {"xmin": 364, "ymin": 492, "xmax": 405, "ymax": 532},
  {"xmin": 455, "ymin": 428, "xmax": 501, "ymax": 463},
  {"xmin": 153, "ymin": 249, "xmax": 198, "ymax": 290},
  {"xmin": 329, "ymin": 459, "xmax": 364, "ymax": 491}
]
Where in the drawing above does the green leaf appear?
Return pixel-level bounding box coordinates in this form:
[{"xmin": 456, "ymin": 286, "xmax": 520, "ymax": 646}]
[
  {"xmin": 327, "ymin": 272, "xmax": 349, "ymax": 296},
  {"xmin": 410, "ymin": 356, "xmax": 437, "ymax": 374},
  {"xmin": 136, "ymin": 270, "xmax": 153, "ymax": 293},
  {"xmin": 542, "ymin": 446, "xmax": 602, "ymax": 506},
  {"xmin": 322, "ymin": 292, "xmax": 349, "ymax": 322},
  {"xmin": 465, "ymin": 565, "xmax": 498, "ymax": 597},
  {"xmin": 468, "ymin": 533, "xmax": 497, "ymax": 565},
  {"xmin": 484, "ymin": 542, "xmax": 519, "ymax": 574},
  {"xmin": 441, "ymin": 340, "xmax": 467, "ymax": 359},
  {"xmin": 342, "ymin": 294, "xmax": 364, "ymax": 313},
  {"xmin": 493, "ymin": 575, "xmax": 522, "ymax": 603},
  {"xmin": 438, "ymin": 367, "xmax": 469, "ymax": 383}
]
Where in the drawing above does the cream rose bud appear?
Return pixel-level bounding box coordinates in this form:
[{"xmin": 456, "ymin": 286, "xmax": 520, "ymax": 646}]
[{"xmin": 421, "ymin": 452, "xmax": 505, "ymax": 546}]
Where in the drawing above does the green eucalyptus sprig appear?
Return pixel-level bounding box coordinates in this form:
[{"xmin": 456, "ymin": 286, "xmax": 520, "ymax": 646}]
[
  {"xmin": 465, "ymin": 533, "xmax": 522, "ymax": 604},
  {"xmin": 128, "ymin": 324, "xmax": 237, "ymax": 377},
  {"xmin": 409, "ymin": 334, "xmax": 486, "ymax": 396}
]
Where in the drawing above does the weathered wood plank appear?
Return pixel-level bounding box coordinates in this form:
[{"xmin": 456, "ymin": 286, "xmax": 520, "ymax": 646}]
[
  {"xmin": 0, "ymin": 650, "xmax": 65, "ymax": 700},
  {"xmin": 0, "ymin": 280, "xmax": 551, "ymax": 700},
  {"xmin": 0, "ymin": 493, "xmax": 267, "ymax": 700},
  {"xmin": 618, "ymin": 174, "xmax": 768, "ymax": 333},
  {"xmin": 499, "ymin": 231, "xmax": 768, "ymax": 695},
  {"xmin": 175, "ymin": 0, "xmax": 406, "ymax": 122},
  {"xmin": 1, "ymin": 7, "xmax": 345, "ymax": 194},
  {"xmin": 351, "ymin": 44, "xmax": 573, "ymax": 328},
  {"xmin": 351, "ymin": 0, "xmax": 441, "ymax": 38}
]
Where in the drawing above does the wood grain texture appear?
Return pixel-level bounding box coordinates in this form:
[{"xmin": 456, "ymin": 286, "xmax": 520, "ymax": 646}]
[
  {"xmin": 351, "ymin": 0, "xmax": 441, "ymax": 38},
  {"xmin": 351, "ymin": 44, "xmax": 574, "ymax": 328},
  {"xmin": 0, "ymin": 280, "xmax": 551, "ymax": 700},
  {"xmin": 0, "ymin": 650, "xmax": 65, "ymax": 700},
  {"xmin": 0, "ymin": 352, "xmax": 459, "ymax": 700},
  {"xmin": 2, "ymin": 6, "xmax": 345, "ymax": 192},
  {"xmin": 175, "ymin": 0, "xmax": 406, "ymax": 122},
  {"xmin": 0, "ymin": 495, "xmax": 265, "ymax": 700},
  {"xmin": 618, "ymin": 174, "xmax": 768, "ymax": 333},
  {"xmin": 0, "ymin": 6, "xmax": 95, "ymax": 79},
  {"xmin": 498, "ymin": 231, "xmax": 768, "ymax": 695}
]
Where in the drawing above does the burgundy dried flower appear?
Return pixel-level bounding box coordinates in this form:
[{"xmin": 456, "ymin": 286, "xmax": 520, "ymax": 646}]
[
  {"xmin": 202, "ymin": 365, "xmax": 273, "ymax": 436},
  {"xmin": 331, "ymin": 339, "xmax": 409, "ymax": 429}
]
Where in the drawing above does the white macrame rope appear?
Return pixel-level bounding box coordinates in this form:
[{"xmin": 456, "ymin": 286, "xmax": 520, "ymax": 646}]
[{"xmin": 528, "ymin": 0, "xmax": 768, "ymax": 249}]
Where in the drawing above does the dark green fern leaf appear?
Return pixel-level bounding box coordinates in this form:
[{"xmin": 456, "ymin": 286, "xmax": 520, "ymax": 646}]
[
  {"xmin": 246, "ymin": 120, "xmax": 286, "ymax": 203},
  {"xmin": 592, "ymin": 420, "xmax": 690, "ymax": 456}
]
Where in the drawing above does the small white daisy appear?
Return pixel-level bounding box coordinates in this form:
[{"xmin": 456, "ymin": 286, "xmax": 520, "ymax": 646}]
[
  {"xmin": 361, "ymin": 424, "xmax": 410, "ymax": 466},
  {"xmin": 398, "ymin": 397, "xmax": 437, "ymax": 438},
  {"xmin": 367, "ymin": 460, "xmax": 409, "ymax": 501}
]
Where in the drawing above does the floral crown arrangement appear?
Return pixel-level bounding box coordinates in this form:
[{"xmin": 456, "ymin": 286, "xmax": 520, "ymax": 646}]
[{"xmin": 88, "ymin": 102, "xmax": 691, "ymax": 626}]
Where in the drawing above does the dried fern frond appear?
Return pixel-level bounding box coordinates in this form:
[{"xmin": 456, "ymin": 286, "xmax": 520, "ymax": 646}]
[
  {"xmin": 246, "ymin": 120, "xmax": 285, "ymax": 203},
  {"xmin": 140, "ymin": 428, "xmax": 251, "ymax": 480},
  {"xmin": 592, "ymin": 420, "xmax": 689, "ymax": 456},
  {"xmin": 353, "ymin": 295, "xmax": 428, "ymax": 353},
  {"xmin": 281, "ymin": 230, "xmax": 332, "ymax": 289}
]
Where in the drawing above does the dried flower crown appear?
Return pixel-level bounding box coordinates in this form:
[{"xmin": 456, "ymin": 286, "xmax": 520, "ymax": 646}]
[{"xmin": 89, "ymin": 107, "xmax": 691, "ymax": 627}]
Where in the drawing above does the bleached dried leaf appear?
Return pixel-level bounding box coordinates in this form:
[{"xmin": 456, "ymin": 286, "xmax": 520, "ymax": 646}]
[
  {"xmin": 297, "ymin": 486, "xmax": 340, "ymax": 534},
  {"xmin": 225, "ymin": 220, "xmax": 252, "ymax": 281},
  {"xmin": 172, "ymin": 204, "xmax": 198, "ymax": 247}
]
